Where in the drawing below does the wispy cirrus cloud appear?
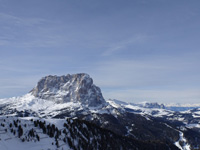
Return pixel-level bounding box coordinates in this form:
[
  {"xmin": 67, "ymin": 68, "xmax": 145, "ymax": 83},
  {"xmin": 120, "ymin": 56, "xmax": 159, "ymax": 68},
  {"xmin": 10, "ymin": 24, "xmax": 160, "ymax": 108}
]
[
  {"xmin": 0, "ymin": 0, "xmax": 199, "ymax": 104},
  {"xmin": 0, "ymin": 12, "xmax": 45, "ymax": 26},
  {"xmin": 0, "ymin": 12, "xmax": 64, "ymax": 48},
  {"xmin": 102, "ymin": 34, "xmax": 151, "ymax": 56},
  {"xmin": 90, "ymin": 55, "xmax": 200, "ymax": 103},
  {"xmin": 92, "ymin": 57, "xmax": 196, "ymax": 88}
]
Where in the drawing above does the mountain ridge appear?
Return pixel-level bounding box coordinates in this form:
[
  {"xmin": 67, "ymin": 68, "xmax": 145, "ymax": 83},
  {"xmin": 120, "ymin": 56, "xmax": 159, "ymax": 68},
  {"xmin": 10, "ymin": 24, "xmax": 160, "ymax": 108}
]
[{"xmin": 1, "ymin": 73, "xmax": 200, "ymax": 150}]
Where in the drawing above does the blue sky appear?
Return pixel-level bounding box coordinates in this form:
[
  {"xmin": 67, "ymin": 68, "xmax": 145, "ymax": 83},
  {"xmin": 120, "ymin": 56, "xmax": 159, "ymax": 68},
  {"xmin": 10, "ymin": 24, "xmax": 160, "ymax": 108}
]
[{"xmin": 0, "ymin": 0, "xmax": 200, "ymax": 104}]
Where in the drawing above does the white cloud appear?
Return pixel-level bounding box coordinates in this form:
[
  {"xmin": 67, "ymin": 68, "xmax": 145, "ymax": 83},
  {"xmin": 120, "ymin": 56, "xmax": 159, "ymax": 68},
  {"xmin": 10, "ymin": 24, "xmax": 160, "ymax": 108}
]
[
  {"xmin": 0, "ymin": 12, "xmax": 69, "ymax": 48},
  {"xmin": 89, "ymin": 57, "xmax": 200, "ymax": 104},
  {"xmin": 0, "ymin": 12, "xmax": 45, "ymax": 26},
  {"xmin": 102, "ymin": 34, "xmax": 151, "ymax": 56},
  {"xmin": 92, "ymin": 58, "xmax": 186, "ymax": 88}
]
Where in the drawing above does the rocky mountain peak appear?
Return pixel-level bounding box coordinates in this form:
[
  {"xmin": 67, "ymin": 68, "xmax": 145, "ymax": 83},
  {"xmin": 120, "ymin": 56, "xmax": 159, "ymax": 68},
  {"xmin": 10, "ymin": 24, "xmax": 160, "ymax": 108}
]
[
  {"xmin": 143, "ymin": 102, "xmax": 165, "ymax": 109},
  {"xmin": 30, "ymin": 73, "xmax": 106, "ymax": 106}
]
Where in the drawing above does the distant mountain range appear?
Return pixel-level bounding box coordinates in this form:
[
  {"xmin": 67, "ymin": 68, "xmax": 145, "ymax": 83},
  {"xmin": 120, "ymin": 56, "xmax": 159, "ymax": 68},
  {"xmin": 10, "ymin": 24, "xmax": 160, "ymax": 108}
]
[{"xmin": 0, "ymin": 73, "xmax": 199, "ymax": 150}]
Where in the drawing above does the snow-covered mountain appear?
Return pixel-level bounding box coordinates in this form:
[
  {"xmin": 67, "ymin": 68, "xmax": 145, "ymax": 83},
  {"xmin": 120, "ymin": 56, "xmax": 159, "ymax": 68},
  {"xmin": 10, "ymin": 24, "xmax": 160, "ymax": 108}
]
[
  {"xmin": 30, "ymin": 73, "xmax": 106, "ymax": 106},
  {"xmin": 0, "ymin": 116, "xmax": 142, "ymax": 150},
  {"xmin": 0, "ymin": 73, "xmax": 200, "ymax": 150},
  {"xmin": 0, "ymin": 73, "xmax": 111, "ymax": 118},
  {"xmin": 107, "ymin": 99, "xmax": 200, "ymax": 126},
  {"xmin": 107, "ymin": 99, "xmax": 172, "ymax": 117}
]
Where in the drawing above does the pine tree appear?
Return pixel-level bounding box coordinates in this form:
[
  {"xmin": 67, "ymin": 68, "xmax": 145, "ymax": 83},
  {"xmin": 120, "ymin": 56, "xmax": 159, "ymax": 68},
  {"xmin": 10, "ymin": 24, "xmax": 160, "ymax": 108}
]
[
  {"xmin": 18, "ymin": 125, "xmax": 23, "ymax": 138},
  {"xmin": 36, "ymin": 134, "xmax": 40, "ymax": 141},
  {"xmin": 56, "ymin": 140, "xmax": 59, "ymax": 148}
]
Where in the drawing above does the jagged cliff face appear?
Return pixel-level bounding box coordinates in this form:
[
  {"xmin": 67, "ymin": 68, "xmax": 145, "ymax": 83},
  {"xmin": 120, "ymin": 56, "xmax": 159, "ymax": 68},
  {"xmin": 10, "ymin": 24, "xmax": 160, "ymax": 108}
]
[{"xmin": 30, "ymin": 73, "xmax": 106, "ymax": 106}]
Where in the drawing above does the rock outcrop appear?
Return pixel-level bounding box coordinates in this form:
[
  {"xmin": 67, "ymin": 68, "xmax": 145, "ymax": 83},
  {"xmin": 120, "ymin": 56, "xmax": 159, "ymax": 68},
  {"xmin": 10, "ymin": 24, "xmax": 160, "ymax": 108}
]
[{"xmin": 30, "ymin": 73, "xmax": 106, "ymax": 106}]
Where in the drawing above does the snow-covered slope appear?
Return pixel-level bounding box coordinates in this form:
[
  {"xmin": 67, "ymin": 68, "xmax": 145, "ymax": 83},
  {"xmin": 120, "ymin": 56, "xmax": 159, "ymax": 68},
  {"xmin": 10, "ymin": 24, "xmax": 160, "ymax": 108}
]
[
  {"xmin": 1, "ymin": 73, "xmax": 200, "ymax": 150},
  {"xmin": 0, "ymin": 116, "xmax": 141, "ymax": 150},
  {"xmin": 0, "ymin": 93, "xmax": 114, "ymax": 118},
  {"xmin": 107, "ymin": 99, "xmax": 173, "ymax": 117},
  {"xmin": 0, "ymin": 116, "xmax": 71, "ymax": 150}
]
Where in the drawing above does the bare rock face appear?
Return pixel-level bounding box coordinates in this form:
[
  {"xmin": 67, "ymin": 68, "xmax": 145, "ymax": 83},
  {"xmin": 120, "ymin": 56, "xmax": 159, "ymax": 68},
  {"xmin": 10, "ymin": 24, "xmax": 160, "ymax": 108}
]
[
  {"xmin": 143, "ymin": 102, "xmax": 165, "ymax": 109},
  {"xmin": 30, "ymin": 73, "xmax": 106, "ymax": 106}
]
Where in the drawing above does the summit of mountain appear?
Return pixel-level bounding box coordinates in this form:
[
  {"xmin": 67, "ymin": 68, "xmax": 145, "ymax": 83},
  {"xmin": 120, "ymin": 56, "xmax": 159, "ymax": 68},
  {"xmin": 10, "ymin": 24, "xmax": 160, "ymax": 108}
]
[{"xmin": 30, "ymin": 73, "xmax": 106, "ymax": 107}]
